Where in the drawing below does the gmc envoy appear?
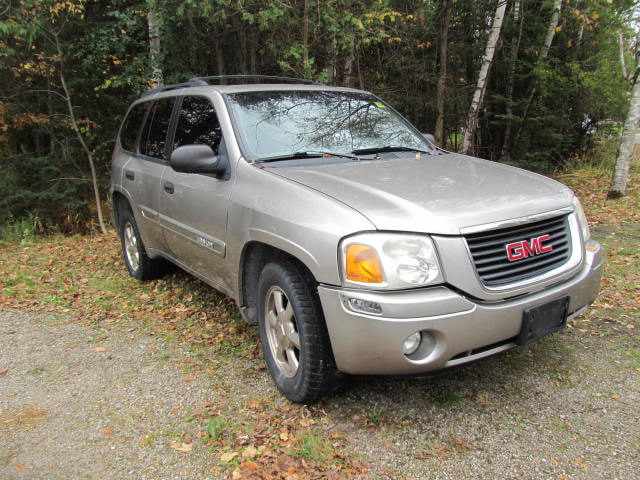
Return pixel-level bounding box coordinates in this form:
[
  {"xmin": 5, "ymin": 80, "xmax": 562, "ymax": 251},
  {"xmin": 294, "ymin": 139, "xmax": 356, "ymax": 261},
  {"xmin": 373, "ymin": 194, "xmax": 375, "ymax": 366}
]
[{"xmin": 110, "ymin": 76, "xmax": 604, "ymax": 403}]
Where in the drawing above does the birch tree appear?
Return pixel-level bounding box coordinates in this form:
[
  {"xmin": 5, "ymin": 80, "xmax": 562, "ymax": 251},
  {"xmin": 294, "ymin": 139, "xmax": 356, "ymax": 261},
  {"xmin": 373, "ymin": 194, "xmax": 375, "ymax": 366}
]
[
  {"xmin": 148, "ymin": 0, "xmax": 163, "ymax": 86},
  {"xmin": 435, "ymin": 0, "xmax": 452, "ymax": 147},
  {"xmin": 462, "ymin": 0, "xmax": 508, "ymax": 154},
  {"xmin": 609, "ymin": 72, "xmax": 640, "ymax": 198},
  {"xmin": 500, "ymin": 0, "xmax": 523, "ymax": 161},
  {"xmin": 618, "ymin": 32, "xmax": 628, "ymax": 80},
  {"xmin": 54, "ymin": 34, "xmax": 107, "ymax": 234}
]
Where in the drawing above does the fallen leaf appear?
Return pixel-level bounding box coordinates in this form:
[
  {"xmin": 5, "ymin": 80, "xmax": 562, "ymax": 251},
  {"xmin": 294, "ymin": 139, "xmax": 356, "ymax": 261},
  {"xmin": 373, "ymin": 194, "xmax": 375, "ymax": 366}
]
[
  {"xmin": 240, "ymin": 461, "xmax": 258, "ymax": 472},
  {"xmin": 99, "ymin": 426, "xmax": 113, "ymax": 438},
  {"xmin": 170, "ymin": 441, "xmax": 193, "ymax": 453},
  {"xmin": 279, "ymin": 431, "xmax": 289, "ymax": 442},
  {"xmin": 242, "ymin": 445, "xmax": 258, "ymax": 459},
  {"xmin": 220, "ymin": 451, "xmax": 238, "ymax": 463},
  {"xmin": 0, "ymin": 368, "xmax": 8, "ymax": 376},
  {"xmin": 299, "ymin": 418, "xmax": 314, "ymax": 427},
  {"xmin": 15, "ymin": 464, "xmax": 26, "ymax": 473},
  {"xmin": 232, "ymin": 468, "xmax": 242, "ymax": 479},
  {"xmin": 94, "ymin": 346, "xmax": 107, "ymax": 352}
]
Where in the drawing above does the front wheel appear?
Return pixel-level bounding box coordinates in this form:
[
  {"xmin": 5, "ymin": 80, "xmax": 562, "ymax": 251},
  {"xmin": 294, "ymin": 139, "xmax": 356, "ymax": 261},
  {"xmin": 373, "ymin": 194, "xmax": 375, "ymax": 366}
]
[{"xmin": 257, "ymin": 261, "xmax": 337, "ymax": 403}]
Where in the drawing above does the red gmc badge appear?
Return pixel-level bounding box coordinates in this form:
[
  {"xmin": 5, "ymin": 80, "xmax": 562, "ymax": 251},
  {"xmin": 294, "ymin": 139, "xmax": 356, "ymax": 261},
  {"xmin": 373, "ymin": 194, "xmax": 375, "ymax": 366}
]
[{"xmin": 505, "ymin": 234, "xmax": 553, "ymax": 262}]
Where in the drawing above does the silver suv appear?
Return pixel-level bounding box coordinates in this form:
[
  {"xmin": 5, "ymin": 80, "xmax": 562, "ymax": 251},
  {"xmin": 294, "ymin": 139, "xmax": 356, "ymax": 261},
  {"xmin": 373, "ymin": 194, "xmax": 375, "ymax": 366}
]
[{"xmin": 110, "ymin": 76, "xmax": 604, "ymax": 403}]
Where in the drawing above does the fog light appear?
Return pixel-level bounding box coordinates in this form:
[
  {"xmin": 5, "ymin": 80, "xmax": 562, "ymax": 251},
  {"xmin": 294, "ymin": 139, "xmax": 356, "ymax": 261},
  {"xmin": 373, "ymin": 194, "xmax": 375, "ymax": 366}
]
[
  {"xmin": 343, "ymin": 296, "xmax": 383, "ymax": 315},
  {"xmin": 402, "ymin": 332, "xmax": 421, "ymax": 355}
]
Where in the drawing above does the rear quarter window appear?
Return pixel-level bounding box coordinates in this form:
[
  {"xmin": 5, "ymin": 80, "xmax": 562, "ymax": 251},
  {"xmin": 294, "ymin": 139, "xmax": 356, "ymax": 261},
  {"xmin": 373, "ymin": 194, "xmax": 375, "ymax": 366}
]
[{"xmin": 119, "ymin": 103, "xmax": 148, "ymax": 152}]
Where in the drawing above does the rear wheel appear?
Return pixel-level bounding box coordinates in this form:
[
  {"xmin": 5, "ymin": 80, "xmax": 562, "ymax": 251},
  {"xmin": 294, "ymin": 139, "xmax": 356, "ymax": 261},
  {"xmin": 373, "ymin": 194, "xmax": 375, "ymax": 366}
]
[
  {"xmin": 257, "ymin": 260, "xmax": 337, "ymax": 403},
  {"xmin": 118, "ymin": 206, "xmax": 167, "ymax": 281}
]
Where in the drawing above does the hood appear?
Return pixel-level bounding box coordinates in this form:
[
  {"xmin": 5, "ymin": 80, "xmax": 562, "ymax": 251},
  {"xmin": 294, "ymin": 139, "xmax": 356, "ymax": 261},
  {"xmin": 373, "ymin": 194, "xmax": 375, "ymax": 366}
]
[{"xmin": 265, "ymin": 153, "xmax": 574, "ymax": 235}]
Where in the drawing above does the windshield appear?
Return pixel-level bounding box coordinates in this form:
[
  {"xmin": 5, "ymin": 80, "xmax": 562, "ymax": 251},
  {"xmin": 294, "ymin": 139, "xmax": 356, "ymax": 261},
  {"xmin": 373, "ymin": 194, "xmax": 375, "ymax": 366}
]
[{"xmin": 225, "ymin": 90, "xmax": 433, "ymax": 161}]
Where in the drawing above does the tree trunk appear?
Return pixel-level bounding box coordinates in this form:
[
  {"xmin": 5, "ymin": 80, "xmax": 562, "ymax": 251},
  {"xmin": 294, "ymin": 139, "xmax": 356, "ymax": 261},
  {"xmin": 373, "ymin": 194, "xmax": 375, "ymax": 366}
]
[
  {"xmin": 462, "ymin": 0, "xmax": 508, "ymax": 154},
  {"xmin": 609, "ymin": 73, "xmax": 640, "ymax": 198},
  {"xmin": 302, "ymin": 0, "xmax": 310, "ymax": 73},
  {"xmin": 577, "ymin": 23, "xmax": 584, "ymax": 50},
  {"xmin": 238, "ymin": 26, "xmax": 248, "ymax": 74},
  {"xmin": 216, "ymin": 41, "xmax": 225, "ymax": 76},
  {"xmin": 54, "ymin": 35, "xmax": 107, "ymax": 234},
  {"xmin": 249, "ymin": 29, "xmax": 257, "ymax": 75},
  {"xmin": 343, "ymin": 37, "xmax": 355, "ymax": 87},
  {"xmin": 435, "ymin": 0, "xmax": 452, "ymax": 147},
  {"xmin": 500, "ymin": 0, "xmax": 523, "ymax": 161},
  {"xmin": 619, "ymin": 32, "xmax": 628, "ymax": 80},
  {"xmin": 147, "ymin": 0, "xmax": 163, "ymax": 86},
  {"xmin": 518, "ymin": 0, "xmax": 562, "ymax": 130}
]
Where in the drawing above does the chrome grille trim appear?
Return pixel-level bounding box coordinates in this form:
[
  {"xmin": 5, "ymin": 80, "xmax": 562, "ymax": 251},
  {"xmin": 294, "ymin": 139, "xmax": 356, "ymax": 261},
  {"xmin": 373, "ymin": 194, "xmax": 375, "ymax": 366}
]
[{"xmin": 465, "ymin": 214, "xmax": 572, "ymax": 287}]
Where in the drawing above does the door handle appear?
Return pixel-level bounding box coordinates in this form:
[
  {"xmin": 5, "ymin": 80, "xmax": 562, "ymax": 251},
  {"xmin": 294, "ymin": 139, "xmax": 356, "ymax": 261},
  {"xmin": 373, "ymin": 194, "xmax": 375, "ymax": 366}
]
[
  {"xmin": 163, "ymin": 181, "xmax": 174, "ymax": 194},
  {"xmin": 125, "ymin": 170, "xmax": 135, "ymax": 181}
]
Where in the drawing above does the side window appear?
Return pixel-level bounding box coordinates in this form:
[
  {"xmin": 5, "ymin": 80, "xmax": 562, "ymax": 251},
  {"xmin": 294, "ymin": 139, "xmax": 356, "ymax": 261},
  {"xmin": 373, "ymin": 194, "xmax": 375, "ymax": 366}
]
[
  {"xmin": 120, "ymin": 103, "xmax": 148, "ymax": 152},
  {"xmin": 140, "ymin": 97, "xmax": 175, "ymax": 159},
  {"xmin": 173, "ymin": 96, "xmax": 223, "ymax": 154}
]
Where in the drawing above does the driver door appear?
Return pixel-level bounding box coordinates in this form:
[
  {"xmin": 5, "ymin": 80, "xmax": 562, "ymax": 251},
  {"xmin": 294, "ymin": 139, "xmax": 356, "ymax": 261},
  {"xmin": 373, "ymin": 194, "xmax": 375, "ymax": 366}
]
[{"xmin": 159, "ymin": 95, "xmax": 233, "ymax": 290}]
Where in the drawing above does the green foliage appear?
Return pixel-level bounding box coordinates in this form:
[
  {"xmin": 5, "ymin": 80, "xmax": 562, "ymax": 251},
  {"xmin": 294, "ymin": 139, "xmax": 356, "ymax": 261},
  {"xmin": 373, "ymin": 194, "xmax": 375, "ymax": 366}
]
[
  {"xmin": 0, "ymin": 213, "xmax": 42, "ymax": 244},
  {"xmin": 205, "ymin": 416, "xmax": 227, "ymax": 441},
  {"xmin": 0, "ymin": 0, "xmax": 636, "ymax": 231},
  {"xmin": 293, "ymin": 433, "xmax": 332, "ymax": 462}
]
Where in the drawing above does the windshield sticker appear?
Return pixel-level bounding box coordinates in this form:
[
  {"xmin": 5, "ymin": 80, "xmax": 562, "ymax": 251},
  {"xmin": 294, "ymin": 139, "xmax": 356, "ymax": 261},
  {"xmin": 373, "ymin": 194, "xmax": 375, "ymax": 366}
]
[{"xmin": 372, "ymin": 101, "xmax": 386, "ymax": 109}]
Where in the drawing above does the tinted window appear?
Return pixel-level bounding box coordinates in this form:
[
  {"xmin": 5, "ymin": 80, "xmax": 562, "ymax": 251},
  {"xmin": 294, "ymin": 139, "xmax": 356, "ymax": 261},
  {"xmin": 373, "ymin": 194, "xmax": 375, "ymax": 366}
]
[
  {"xmin": 173, "ymin": 96, "xmax": 222, "ymax": 154},
  {"xmin": 120, "ymin": 103, "xmax": 148, "ymax": 152},
  {"xmin": 140, "ymin": 97, "xmax": 175, "ymax": 159}
]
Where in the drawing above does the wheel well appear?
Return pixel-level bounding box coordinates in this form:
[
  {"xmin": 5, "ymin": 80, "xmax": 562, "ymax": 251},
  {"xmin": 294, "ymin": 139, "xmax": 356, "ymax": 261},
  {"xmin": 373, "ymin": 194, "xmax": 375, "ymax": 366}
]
[{"xmin": 239, "ymin": 242, "xmax": 318, "ymax": 324}]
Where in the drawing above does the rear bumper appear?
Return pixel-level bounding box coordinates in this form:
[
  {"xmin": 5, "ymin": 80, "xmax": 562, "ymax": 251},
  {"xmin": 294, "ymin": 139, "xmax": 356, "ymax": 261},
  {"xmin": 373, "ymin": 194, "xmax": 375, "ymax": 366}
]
[{"xmin": 318, "ymin": 240, "xmax": 604, "ymax": 375}]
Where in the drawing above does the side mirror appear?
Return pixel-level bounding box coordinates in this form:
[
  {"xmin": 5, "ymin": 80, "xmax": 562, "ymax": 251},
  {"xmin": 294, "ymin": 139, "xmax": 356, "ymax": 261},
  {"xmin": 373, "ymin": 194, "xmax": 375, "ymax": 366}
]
[
  {"xmin": 169, "ymin": 144, "xmax": 224, "ymax": 175},
  {"xmin": 422, "ymin": 132, "xmax": 436, "ymax": 144}
]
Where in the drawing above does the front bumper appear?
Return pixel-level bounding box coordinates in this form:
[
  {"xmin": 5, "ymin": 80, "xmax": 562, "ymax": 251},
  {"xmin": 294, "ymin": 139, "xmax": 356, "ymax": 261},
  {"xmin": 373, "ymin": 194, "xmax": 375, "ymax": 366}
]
[{"xmin": 318, "ymin": 240, "xmax": 604, "ymax": 375}]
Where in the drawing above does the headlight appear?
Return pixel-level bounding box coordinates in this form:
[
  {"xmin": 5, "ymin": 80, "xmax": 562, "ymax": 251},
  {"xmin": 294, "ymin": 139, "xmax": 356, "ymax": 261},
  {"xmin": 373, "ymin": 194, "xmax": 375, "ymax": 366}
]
[
  {"xmin": 572, "ymin": 195, "xmax": 590, "ymax": 241},
  {"xmin": 340, "ymin": 233, "xmax": 443, "ymax": 289}
]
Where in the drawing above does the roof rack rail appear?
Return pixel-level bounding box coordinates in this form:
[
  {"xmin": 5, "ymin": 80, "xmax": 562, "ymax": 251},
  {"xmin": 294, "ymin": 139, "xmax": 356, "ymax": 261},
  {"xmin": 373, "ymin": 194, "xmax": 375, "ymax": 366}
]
[
  {"xmin": 140, "ymin": 78, "xmax": 208, "ymax": 97},
  {"xmin": 140, "ymin": 75, "xmax": 321, "ymax": 97},
  {"xmin": 190, "ymin": 75, "xmax": 321, "ymax": 86}
]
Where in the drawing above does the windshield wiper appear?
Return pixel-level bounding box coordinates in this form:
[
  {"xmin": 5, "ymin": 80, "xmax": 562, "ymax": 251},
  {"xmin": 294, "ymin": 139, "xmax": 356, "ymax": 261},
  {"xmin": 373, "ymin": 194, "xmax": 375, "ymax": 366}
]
[
  {"xmin": 351, "ymin": 145, "xmax": 431, "ymax": 155},
  {"xmin": 256, "ymin": 150, "xmax": 358, "ymax": 163}
]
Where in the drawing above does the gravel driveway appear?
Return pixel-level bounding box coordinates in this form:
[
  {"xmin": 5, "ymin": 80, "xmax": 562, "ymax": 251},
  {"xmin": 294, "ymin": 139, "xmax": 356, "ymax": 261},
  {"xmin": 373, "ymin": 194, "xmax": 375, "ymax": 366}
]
[
  {"xmin": 2, "ymin": 306, "xmax": 639, "ymax": 480},
  {"xmin": 0, "ymin": 310, "xmax": 220, "ymax": 479}
]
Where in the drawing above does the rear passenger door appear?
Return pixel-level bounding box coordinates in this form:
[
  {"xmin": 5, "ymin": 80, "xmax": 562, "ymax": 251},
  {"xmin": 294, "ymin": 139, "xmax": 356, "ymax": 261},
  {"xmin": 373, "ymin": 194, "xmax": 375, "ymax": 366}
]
[
  {"xmin": 159, "ymin": 95, "xmax": 233, "ymax": 290},
  {"xmin": 123, "ymin": 96, "xmax": 176, "ymax": 254}
]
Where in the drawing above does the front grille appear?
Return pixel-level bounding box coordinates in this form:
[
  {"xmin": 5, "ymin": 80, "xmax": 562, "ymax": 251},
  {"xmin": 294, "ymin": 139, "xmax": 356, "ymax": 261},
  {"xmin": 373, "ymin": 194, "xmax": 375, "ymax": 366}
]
[{"xmin": 465, "ymin": 214, "xmax": 572, "ymax": 287}]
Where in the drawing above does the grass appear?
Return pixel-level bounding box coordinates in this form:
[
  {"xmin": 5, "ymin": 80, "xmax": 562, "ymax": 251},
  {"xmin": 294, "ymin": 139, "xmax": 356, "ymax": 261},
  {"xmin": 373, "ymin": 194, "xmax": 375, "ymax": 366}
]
[
  {"xmin": 293, "ymin": 433, "xmax": 333, "ymax": 463},
  {"xmin": 0, "ymin": 214, "xmax": 41, "ymax": 245},
  {"xmin": 205, "ymin": 416, "xmax": 227, "ymax": 441},
  {"xmin": 431, "ymin": 389, "xmax": 465, "ymax": 407},
  {"xmin": 366, "ymin": 405, "xmax": 385, "ymax": 425}
]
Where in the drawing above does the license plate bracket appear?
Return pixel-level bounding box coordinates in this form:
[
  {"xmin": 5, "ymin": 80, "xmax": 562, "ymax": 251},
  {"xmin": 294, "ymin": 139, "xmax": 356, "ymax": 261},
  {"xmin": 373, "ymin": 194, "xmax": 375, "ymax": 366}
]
[{"xmin": 517, "ymin": 297, "xmax": 569, "ymax": 346}]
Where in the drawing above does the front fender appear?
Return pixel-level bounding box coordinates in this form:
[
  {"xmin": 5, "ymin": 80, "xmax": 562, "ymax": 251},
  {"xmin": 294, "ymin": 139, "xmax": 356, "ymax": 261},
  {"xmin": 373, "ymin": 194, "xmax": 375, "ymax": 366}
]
[{"xmin": 225, "ymin": 160, "xmax": 375, "ymax": 298}]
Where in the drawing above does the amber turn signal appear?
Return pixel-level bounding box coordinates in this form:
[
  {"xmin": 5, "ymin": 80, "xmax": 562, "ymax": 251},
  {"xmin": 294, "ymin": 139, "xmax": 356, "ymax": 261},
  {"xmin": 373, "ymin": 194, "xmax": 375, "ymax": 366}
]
[{"xmin": 345, "ymin": 243, "xmax": 384, "ymax": 284}]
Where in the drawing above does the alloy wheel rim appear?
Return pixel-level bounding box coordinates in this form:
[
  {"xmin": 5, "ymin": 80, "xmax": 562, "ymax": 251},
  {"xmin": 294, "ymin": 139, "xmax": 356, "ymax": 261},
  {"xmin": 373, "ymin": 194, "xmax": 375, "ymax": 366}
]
[
  {"xmin": 264, "ymin": 286, "xmax": 300, "ymax": 378},
  {"xmin": 123, "ymin": 222, "xmax": 140, "ymax": 271}
]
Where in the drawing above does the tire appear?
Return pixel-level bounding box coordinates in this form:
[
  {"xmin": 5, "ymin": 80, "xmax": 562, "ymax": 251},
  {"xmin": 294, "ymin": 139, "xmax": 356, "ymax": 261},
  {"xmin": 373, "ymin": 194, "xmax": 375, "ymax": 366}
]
[
  {"xmin": 118, "ymin": 205, "xmax": 167, "ymax": 281},
  {"xmin": 256, "ymin": 260, "xmax": 337, "ymax": 403}
]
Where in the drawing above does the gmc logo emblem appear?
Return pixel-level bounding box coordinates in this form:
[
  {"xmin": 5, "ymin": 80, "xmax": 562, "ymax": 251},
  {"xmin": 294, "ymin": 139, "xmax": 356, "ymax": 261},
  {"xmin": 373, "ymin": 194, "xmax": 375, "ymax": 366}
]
[{"xmin": 506, "ymin": 234, "xmax": 553, "ymax": 262}]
